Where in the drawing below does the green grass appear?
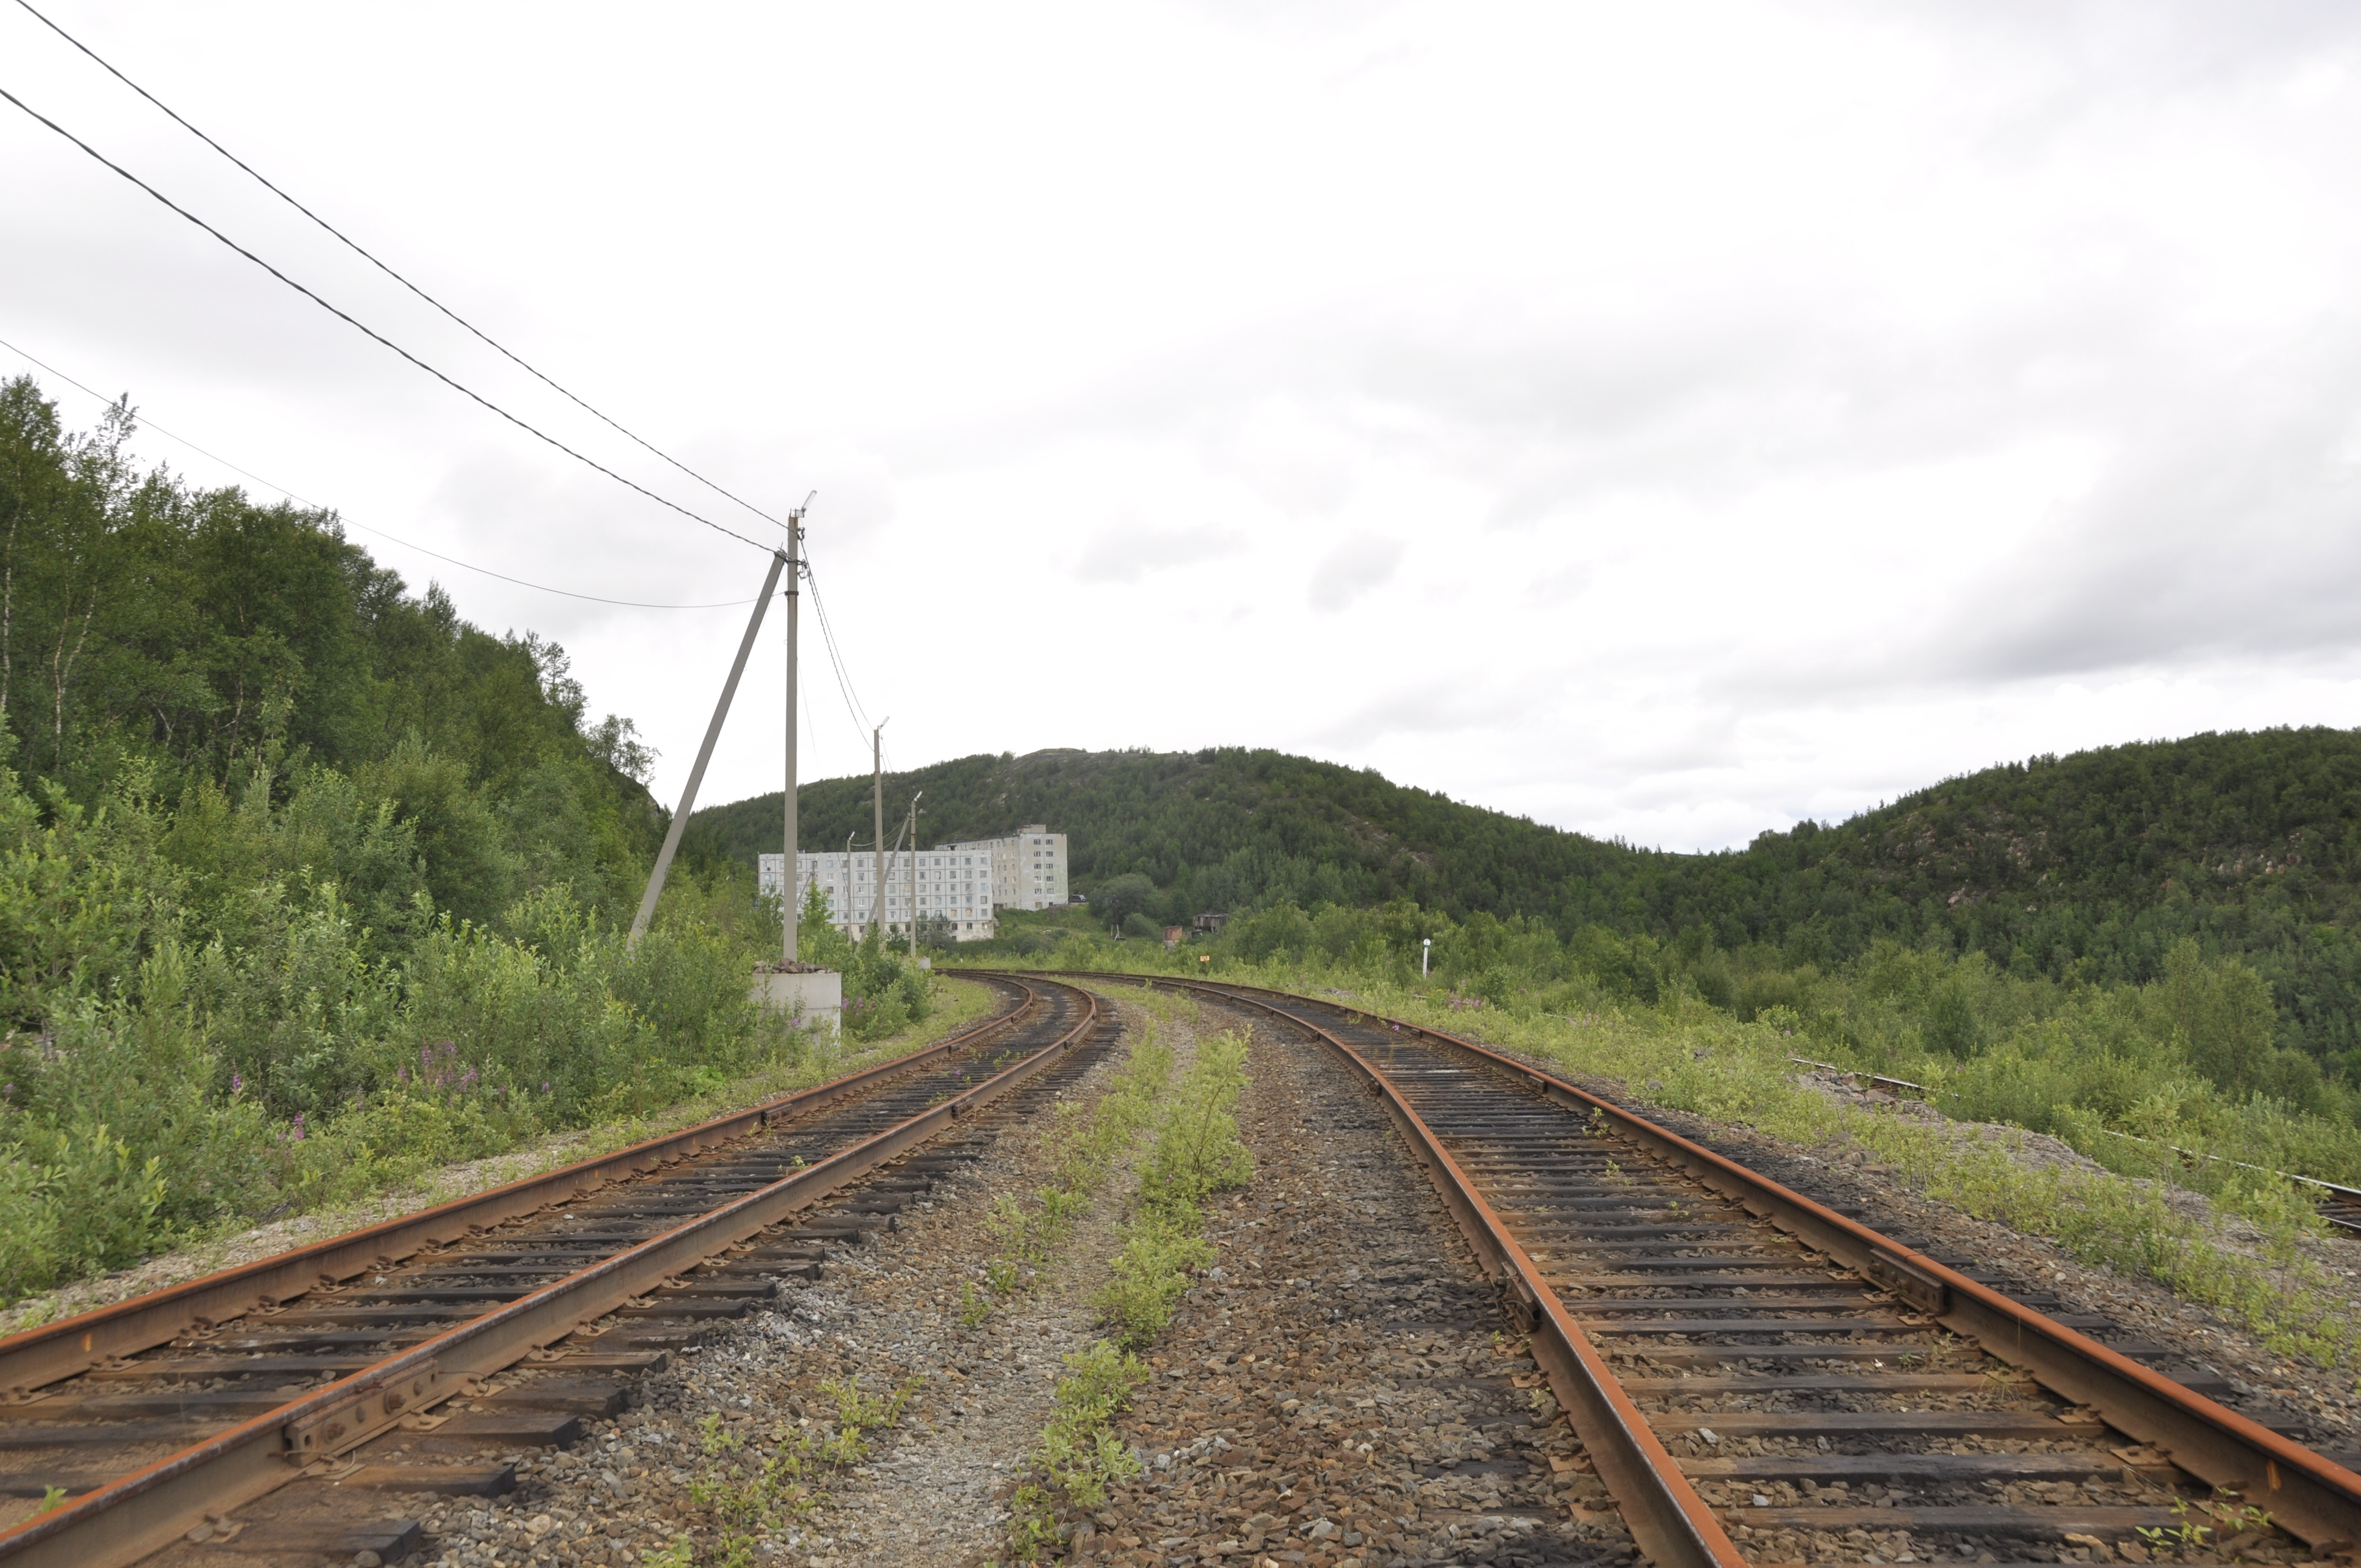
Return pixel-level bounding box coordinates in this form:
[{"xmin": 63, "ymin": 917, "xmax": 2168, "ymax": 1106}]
[
  {"xmin": 966, "ymin": 1009, "xmax": 1176, "ymax": 1324},
  {"xmin": 1091, "ymin": 1026, "xmax": 1253, "ymax": 1346},
  {"xmin": 652, "ymin": 1373, "xmax": 921, "ymax": 1567},
  {"xmin": 1018, "ymin": 955, "xmax": 2361, "ymax": 1379},
  {"xmin": 1006, "ymin": 1342, "xmax": 1153, "ymax": 1562},
  {"xmin": 1004, "ymin": 1019, "xmax": 1255, "ymax": 1561}
]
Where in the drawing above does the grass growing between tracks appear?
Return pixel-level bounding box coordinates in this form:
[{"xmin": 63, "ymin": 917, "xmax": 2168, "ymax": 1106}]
[
  {"xmin": 1005, "ymin": 1342, "xmax": 1155, "ymax": 1564},
  {"xmin": 1002, "ymin": 1028, "xmax": 1258, "ymax": 1562},
  {"xmin": 1094, "ymin": 1027, "xmax": 1254, "ymax": 1344},
  {"xmin": 962, "ymin": 1016, "xmax": 1176, "ymax": 1324},
  {"xmin": 649, "ymin": 1373, "xmax": 922, "ymax": 1568}
]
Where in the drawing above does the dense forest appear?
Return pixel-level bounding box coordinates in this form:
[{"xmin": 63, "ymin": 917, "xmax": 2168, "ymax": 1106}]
[
  {"xmin": 0, "ymin": 376, "xmax": 913, "ymax": 1304},
  {"xmin": 696, "ymin": 734, "xmax": 2361, "ymax": 1069}
]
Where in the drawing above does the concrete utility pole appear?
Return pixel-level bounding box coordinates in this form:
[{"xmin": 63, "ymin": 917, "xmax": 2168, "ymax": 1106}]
[
  {"xmin": 870, "ymin": 724, "xmax": 888, "ymax": 937},
  {"xmin": 844, "ymin": 831, "xmax": 857, "ymax": 937},
  {"xmin": 780, "ymin": 505, "xmax": 804, "ymax": 968},
  {"xmin": 906, "ymin": 792, "xmax": 924, "ymax": 960},
  {"xmin": 631, "ymin": 549, "xmax": 788, "ymax": 946}
]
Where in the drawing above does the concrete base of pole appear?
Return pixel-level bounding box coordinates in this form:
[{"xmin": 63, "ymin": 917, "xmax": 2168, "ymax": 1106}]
[{"xmin": 752, "ymin": 966, "xmax": 842, "ymax": 1036}]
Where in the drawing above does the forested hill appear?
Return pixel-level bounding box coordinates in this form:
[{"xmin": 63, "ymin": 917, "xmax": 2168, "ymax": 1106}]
[
  {"xmin": 1646, "ymin": 728, "xmax": 2361, "ymax": 1056},
  {"xmin": 687, "ymin": 746, "xmax": 1633, "ymax": 916},
  {"xmin": 695, "ymin": 729, "xmax": 2361, "ymax": 1050}
]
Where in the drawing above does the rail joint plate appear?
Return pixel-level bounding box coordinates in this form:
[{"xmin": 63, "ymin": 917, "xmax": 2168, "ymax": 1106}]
[
  {"xmin": 1867, "ymin": 1247, "xmax": 1950, "ymax": 1315},
  {"xmin": 284, "ymin": 1362, "xmax": 443, "ymax": 1460}
]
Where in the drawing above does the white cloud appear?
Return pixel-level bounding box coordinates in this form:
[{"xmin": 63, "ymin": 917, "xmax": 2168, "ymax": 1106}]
[
  {"xmin": 1307, "ymin": 534, "xmax": 1403, "ymax": 611},
  {"xmin": 1075, "ymin": 521, "xmax": 1247, "ymax": 583},
  {"xmin": 9, "ymin": 0, "xmax": 2361, "ymax": 847}
]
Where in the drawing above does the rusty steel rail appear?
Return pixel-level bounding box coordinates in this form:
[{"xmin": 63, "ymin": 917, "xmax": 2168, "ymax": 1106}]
[
  {"xmin": 0, "ymin": 975, "xmax": 1029, "ymax": 1403},
  {"xmin": 1117, "ymin": 972, "xmax": 2361, "ymax": 1561},
  {"xmin": 0, "ymin": 976, "xmax": 1097, "ymax": 1568},
  {"xmin": 1103, "ymin": 973, "xmax": 1745, "ymax": 1568}
]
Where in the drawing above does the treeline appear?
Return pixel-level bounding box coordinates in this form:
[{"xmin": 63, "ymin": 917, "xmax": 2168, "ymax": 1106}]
[
  {"xmin": 698, "ymin": 732, "xmax": 2361, "ymax": 1072},
  {"xmin": 0, "ymin": 377, "xmax": 879, "ymax": 1304}
]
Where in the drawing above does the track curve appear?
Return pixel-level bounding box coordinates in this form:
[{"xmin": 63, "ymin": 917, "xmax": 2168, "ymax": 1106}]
[
  {"xmin": 0, "ymin": 973, "xmax": 1114, "ymax": 1567},
  {"xmin": 1106, "ymin": 973, "xmax": 2361, "ymax": 1568}
]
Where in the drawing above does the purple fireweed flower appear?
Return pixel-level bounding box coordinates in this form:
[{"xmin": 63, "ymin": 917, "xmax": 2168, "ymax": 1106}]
[
  {"xmin": 291, "ymin": 1112, "xmax": 307, "ymax": 1141},
  {"xmin": 232, "ymin": 1072, "xmax": 244, "ymax": 1093},
  {"xmin": 397, "ymin": 1066, "xmax": 408, "ymax": 1084},
  {"xmin": 540, "ymin": 1081, "xmax": 552, "ymax": 1094}
]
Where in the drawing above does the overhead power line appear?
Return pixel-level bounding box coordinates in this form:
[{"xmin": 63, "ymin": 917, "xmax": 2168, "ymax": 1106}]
[
  {"xmin": 13, "ymin": 0, "xmax": 793, "ymax": 537},
  {"xmin": 0, "ymin": 333, "xmax": 757, "ymax": 609},
  {"xmin": 803, "ymin": 559, "xmax": 873, "ymax": 739},
  {"xmin": 0, "ymin": 80, "xmax": 770, "ymax": 554}
]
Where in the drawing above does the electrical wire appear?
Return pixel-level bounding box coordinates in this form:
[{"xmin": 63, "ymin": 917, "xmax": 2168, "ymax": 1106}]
[
  {"xmin": 803, "ymin": 559, "xmax": 873, "ymax": 741},
  {"xmin": 0, "ymin": 333, "xmax": 759, "ymax": 609},
  {"xmin": 812, "ymin": 585, "xmax": 868, "ymax": 737},
  {"xmin": 12, "ymin": 0, "xmax": 792, "ymax": 537},
  {"xmin": 0, "ymin": 80, "xmax": 772, "ymax": 554}
]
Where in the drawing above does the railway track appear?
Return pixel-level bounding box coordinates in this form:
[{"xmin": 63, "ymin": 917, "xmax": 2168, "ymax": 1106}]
[
  {"xmin": 0, "ymin": 973, "xmax": 1117, "ymax": 1568},
  {"xmin": 1113, "ymin": 974, "xmax": 2361, "ymax": 1568}
]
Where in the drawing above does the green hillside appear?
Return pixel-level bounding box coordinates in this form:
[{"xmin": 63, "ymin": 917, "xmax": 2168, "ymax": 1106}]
[
  {"xmin": 684, "ymin": 746, "xmax": 1625, "ymax": 916},
  {"xmin": 694, "ymin": 729, "xmax": 2361, "ymax": 1064},
  {"xmin": 1639, "ymin": 730, "xmax": 2361, "ymax": 1059}
]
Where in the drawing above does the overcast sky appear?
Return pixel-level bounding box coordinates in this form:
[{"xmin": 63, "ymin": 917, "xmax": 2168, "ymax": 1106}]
[{"xmin": 7, "ymin": 2, "xmax": 2359, "ymax": 852}]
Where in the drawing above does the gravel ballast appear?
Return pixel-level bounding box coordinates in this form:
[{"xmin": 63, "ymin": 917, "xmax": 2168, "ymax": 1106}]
[{"xmin": 1069, "ymin": 994, "xmax": 1623, "ymax": 1568}]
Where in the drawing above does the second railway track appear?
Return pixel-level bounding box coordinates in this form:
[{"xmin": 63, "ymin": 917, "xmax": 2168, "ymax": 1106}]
[
  {"xmin": 1114, "ymin": 974, "xmax": 2361, "ymax": 1568},
  {"xmin": 0, "ymin": 973, "xmax": 1117, "ymax": 1568}
]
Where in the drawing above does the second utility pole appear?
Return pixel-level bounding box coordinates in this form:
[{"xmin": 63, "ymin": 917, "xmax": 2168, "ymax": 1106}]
[
  {"xmin": 907, "ymin": 792, "xmax": 923, "ymax": 961},
  {"xmin": 870, "ymin": 723, "xmax": 887, "ymax": 938}
]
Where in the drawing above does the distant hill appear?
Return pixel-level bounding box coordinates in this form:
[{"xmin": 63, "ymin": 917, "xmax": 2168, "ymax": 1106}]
[
  {"xmin": 690, "ymin": 729, "xmax": 2361, "ymax": 1057},
  {"xmin": 685, "ymin": 746, "xmax": 1625, "ymax": 918},
  {"xmin": 1641, "ymin": 728, "xmax": 2361, "ymax": 1058}
]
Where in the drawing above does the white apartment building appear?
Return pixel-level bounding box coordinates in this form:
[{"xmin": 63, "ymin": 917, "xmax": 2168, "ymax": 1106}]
[
  {"xmin": 942, "ymin": 824, "xmax": 1069, "ymax": 911},
  {"xmin": 759, "ymin": 849, "xmax": 998, "ymax": 943}
]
